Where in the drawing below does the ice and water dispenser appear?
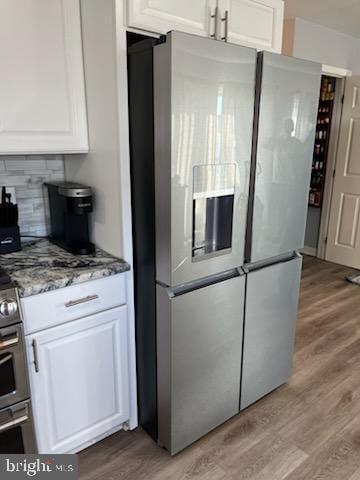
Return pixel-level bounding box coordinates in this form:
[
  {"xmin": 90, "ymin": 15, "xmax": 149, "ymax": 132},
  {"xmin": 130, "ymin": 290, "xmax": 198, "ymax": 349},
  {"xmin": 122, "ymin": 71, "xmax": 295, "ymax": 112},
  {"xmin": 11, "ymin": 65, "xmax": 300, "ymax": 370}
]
[{"xmin": 192, "ymin": 164, "xmax": 235, "ymax": 260}]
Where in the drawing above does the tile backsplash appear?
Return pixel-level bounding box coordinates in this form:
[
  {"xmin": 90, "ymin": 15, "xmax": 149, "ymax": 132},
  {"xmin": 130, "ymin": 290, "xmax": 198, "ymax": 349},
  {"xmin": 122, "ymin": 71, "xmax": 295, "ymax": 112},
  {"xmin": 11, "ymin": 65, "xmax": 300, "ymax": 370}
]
[{"xmin": 0, "ymin": 155, "xmax": 64, "ymax": 237}]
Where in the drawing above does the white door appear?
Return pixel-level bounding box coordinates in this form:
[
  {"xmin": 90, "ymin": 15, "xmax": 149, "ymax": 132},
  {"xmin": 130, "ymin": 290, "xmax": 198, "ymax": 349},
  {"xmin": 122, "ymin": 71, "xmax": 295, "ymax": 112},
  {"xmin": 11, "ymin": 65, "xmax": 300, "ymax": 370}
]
[
  {"xmin": 27, "ymin": 306, "xmax": 129, "ymax": 454},
  {"xmin": 0, "ymin": 0, "xmax": 88, "ymax": 154},
  {"xmin": 217, "ymin": 0, "xmax": 284, "ymax": 52},
  {"xmin": 326, "ymin": 76, "xmax": 360, "ymax": 268},
  {"xmin": 127, "ymin": 0, "xmax": 217, "ymax": 37}
]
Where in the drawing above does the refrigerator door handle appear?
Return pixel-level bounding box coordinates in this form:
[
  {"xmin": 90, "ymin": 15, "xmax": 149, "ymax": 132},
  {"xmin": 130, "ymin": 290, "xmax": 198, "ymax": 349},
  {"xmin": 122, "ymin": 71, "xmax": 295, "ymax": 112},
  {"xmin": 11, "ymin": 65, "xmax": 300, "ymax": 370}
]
[{"xmin": 166, "ymin": 267, "xmax": 243, "ymax": 298}]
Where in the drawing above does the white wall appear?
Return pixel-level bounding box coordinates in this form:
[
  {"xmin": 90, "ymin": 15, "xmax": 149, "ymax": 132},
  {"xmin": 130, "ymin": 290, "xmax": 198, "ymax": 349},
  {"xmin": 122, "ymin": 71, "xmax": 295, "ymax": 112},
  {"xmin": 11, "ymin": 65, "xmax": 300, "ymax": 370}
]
[
  {"xmin": 282, "ymin": 17, "xmax": 358, "ymax": 253},
  {"xmin": 64, "ymin": 0, "xmax": 123, "ymax": 258},
  {"xmin": 284, "ymin": 18, "xmax": 360, "ymax": 74}
]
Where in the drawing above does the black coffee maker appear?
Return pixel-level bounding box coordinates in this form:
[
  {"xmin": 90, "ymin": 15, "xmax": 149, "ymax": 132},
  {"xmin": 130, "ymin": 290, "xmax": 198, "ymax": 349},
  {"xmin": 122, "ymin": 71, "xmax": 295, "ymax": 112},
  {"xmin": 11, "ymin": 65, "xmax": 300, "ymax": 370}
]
[{"xmin": 45, "ymin": 181, "xmax": 95, "ymax": 255}]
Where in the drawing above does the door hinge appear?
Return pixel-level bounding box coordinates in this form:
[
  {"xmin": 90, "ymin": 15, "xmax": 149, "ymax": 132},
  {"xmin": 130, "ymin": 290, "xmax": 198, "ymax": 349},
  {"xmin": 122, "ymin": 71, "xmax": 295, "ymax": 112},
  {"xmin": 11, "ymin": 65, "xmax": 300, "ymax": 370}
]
[
  {"xmin": 324, "ymin": 236, "xmax": 328, "ymax": 245},
  {"xmin": 341, "ymin": 94, "xmax": 345, "ymax": 104},
  {"xmin": 333, "ymin": 169, "xmax": 336, "ymax": 178}
]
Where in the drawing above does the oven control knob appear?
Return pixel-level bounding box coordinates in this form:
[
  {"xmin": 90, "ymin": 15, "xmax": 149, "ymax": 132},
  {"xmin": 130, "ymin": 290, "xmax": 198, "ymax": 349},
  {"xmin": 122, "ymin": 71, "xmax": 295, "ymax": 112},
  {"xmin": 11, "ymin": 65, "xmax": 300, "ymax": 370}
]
[{"xmin": 0, "ymin": 299, "xmax": 18, "ymax": 317}]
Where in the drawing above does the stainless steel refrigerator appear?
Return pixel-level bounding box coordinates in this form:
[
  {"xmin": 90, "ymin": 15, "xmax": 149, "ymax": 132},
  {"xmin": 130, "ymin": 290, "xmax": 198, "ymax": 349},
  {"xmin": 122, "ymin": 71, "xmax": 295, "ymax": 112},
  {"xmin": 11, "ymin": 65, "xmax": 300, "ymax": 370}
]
[
  {"xmin": 129, "ymin": 31, "xmax": 257, "ymax": 455},
  {"xmin": 154, "ymin": 32, "xmax": 258, "ymax": 454},
  {"xmin": 128, "ymin": 32, "xmax": 321, "ymax": 455},
  {"xmin": 241, "ymin": 52, "xmax": 321, "ymax": 410}
]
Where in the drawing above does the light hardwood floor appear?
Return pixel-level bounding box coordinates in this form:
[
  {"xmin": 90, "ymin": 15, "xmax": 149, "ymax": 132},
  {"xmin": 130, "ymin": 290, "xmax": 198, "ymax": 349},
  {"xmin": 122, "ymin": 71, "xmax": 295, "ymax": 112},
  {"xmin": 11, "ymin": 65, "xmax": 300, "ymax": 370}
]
[{"xmin": 79, "ymin": 256, "xmax": 360, "ymax": 480}]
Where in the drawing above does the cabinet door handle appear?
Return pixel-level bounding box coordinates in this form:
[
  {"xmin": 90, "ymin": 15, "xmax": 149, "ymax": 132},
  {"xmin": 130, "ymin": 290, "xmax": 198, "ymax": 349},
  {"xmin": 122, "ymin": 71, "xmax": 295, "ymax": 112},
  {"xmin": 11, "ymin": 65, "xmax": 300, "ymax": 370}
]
[
  {"xmin": 32, "ymin": 339, "xmax": 39, "ymax": 373},
  {"xmin": 0, "ymin": 414, "xmax": 29, "ymax": 433},
  {"xmin": 221, "ymin": 10, "xmax": 229, "ymax": 42},
  {"xmin": 210, "ymin": 6, "xmax": 218, "ymax": 38},
  {"xmin": 64, "ymin": 294, "xmax": 99, "ymax": 308}
]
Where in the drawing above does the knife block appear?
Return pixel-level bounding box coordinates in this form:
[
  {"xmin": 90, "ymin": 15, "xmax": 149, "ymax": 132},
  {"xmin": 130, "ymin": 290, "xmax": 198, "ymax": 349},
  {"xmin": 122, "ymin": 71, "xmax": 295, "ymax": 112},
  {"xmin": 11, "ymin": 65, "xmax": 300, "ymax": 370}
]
[{"xmin": 0, "ymin": 226, "xmax": 21, "ymax": 253}]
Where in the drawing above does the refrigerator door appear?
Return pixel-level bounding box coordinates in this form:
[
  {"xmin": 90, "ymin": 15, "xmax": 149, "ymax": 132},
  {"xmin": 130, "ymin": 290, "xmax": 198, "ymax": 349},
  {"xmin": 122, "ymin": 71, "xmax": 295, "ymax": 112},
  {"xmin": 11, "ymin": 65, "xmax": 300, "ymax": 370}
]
[
  {"xmin": 247, "ymin": 52, "xmax": 321, "ymax": 263},
  {"xmin": 154, "ymin": 31, "xmax": 256, "ymax": 287},
  {"xmin": 240, "ymin": 255, "xmax": 302, "ymax": 410},
  {"xmin": 157, "ymin": 273, "xmax": 245, "ymax": 455}
]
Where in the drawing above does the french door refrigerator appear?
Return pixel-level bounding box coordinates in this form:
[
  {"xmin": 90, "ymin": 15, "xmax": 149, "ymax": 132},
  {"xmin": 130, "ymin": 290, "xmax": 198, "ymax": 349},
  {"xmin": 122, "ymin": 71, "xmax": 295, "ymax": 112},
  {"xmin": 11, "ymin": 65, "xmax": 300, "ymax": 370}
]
[
  {"xmin": 128, "ymin": 31, "xmax": 257, "ymax": 454},
  {"xmin": 241, "ymin": 52, "xmax": 321, "ymax": 410},
  {"xmin": 129, "ymin": 32, "xmax": 321, "ymax": 454}
]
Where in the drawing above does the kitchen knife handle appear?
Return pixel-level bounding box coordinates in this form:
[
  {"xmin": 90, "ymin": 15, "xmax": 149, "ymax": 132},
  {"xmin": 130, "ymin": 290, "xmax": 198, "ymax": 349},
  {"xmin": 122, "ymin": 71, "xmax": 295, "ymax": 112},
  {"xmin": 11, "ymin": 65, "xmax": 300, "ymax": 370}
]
[{"xmin": 1, "ymin": 186, "xmax": 6, "ymax": 206}]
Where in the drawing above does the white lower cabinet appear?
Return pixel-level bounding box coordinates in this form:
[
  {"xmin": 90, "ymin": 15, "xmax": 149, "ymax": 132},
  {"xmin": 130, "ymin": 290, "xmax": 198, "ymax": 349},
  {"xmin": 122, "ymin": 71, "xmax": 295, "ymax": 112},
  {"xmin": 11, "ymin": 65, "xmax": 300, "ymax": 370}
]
[{"xmin": 26, "ymin": 305, "xmax": 130, "ymax": 454}]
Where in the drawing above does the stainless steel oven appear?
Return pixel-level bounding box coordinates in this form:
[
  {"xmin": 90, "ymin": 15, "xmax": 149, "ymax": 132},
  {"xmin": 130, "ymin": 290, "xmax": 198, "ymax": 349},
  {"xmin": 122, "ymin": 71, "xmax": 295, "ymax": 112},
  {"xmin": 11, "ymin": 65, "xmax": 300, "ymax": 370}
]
[
  {"xmin": 0, "ymin": 320, "xmax": 29, "ymax": 409},
  {"xmin": 0, "ymin": 399, "xmax": 37, "ymax": 453},
  {"xmin": 0, "ymin": 282, "xmax": 37, "ymax": 453}
]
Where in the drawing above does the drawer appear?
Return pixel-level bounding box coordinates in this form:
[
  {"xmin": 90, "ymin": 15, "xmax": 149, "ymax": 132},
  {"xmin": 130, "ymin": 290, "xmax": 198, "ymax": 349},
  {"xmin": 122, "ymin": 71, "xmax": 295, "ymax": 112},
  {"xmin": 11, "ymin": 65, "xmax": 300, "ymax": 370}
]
[{"xmin": 21, "ymin": 274, "xmax": 127, "ymax": 335}]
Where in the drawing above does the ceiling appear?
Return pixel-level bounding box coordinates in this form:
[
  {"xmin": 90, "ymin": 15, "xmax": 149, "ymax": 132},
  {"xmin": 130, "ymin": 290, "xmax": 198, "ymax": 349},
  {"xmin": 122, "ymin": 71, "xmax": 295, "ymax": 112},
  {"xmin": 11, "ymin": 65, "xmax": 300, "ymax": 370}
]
[{"xmin": 284, "ymin": 0, "xmax": 360, "ymax": 38}]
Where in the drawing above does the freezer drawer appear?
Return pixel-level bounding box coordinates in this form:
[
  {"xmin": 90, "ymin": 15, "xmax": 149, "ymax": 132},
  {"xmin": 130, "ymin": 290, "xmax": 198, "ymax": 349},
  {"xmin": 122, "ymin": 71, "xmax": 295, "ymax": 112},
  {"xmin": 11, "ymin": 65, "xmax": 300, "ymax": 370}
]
[
  {"xmin": 157, "ymin": 274, "xmax": 245, "ymax": 455},
  {"xmin": 240, "ymin": 256, "xmax": 302, "ymax": 410}
]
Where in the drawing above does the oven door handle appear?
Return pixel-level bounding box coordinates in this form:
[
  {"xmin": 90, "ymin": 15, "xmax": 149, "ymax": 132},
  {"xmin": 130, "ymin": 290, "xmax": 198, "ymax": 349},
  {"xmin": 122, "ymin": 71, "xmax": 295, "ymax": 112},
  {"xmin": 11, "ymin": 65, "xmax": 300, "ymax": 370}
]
[
  {"xmin": 0, "ymin": 353, "xmax": 12, "ymax": 367},
  {"xmin": 0, "ymin": 332, "xmax": 19, "ymax": 350},
  {"xmin": 0, "ymin": 414, "xmax": 29, "ymax": 433}
]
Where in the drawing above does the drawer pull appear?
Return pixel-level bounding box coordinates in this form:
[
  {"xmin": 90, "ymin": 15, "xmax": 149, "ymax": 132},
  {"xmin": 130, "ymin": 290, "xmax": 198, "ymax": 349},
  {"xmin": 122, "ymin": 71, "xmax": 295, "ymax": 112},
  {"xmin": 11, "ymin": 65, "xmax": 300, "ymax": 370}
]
[{"xmin": 65, "ymin": 294, "xmax": 99, "ymax": 308}]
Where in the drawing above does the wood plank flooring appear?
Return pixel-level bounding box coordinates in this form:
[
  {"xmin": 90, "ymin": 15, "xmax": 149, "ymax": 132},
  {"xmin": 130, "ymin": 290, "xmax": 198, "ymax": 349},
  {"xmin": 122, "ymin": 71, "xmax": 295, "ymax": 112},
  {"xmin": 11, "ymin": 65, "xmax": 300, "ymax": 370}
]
[{"xmin": 79, "ymin": 256, "xmax": 360, "ymax": 480}]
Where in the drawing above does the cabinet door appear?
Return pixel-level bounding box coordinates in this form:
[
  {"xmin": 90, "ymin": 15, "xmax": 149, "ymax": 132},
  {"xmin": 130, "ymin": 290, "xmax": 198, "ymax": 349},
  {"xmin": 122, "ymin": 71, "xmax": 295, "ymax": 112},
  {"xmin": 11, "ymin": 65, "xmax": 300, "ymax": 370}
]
[
  {"xmin": 241, "ymin": 257, "xmax": 302, "ymax": 410},
  {"xmin": 0, "ymin": 0, "xmax": 88, "ymax": 154},
  {"xmin": 127, "ymin": 0, "xmax": 217, "ymax": 37},
  {"xmin": 26, "ymin": 306, "xmax": 129, "ymax": 454},
  {"xmin": 218, "ymin": 0, "xmax": 284, "ymax": 52}
]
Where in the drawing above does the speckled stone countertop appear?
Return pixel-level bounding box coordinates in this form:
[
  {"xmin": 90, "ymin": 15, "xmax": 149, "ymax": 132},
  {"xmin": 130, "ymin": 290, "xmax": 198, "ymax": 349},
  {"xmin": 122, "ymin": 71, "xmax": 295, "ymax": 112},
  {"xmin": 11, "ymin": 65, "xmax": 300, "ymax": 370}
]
[{"xmin": 0, "ymin": 239, "xmax": 130, "ymax": 297}]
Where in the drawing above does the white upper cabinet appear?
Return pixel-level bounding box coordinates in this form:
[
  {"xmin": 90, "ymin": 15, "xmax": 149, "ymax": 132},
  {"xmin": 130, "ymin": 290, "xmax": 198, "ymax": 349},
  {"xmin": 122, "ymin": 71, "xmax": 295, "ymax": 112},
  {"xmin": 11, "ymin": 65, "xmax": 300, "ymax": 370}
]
[
  {"xmin": 0, "ymin": 0, "xmax": 88, "ymax": 154},
  {"xmin": 126, "ymin": 0, "xmax": 284, "ymax": 52},
  {"xmin": 127, "ymin": 0, "xmax": 217, "ymax": 37},
  {"xmin": 218, "ymin": 0, "xmax": 284, "ymax": 52}
]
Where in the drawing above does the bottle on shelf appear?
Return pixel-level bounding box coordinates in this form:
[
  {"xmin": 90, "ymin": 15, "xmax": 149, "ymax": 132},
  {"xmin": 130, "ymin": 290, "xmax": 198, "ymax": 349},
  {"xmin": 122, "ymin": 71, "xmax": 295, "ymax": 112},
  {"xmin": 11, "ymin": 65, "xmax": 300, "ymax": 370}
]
[
  {"xmin": 314, "ymin": 191, "xmax": 321, "ymax": 206},
  {"xmin": 309, "ymin": 190, "xmax": 315, "ymax": 205}
]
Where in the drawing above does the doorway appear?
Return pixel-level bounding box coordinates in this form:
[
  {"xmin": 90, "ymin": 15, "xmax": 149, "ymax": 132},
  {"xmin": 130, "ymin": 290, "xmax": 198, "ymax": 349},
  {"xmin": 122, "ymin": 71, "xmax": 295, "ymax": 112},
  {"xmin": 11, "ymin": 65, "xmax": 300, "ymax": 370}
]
[
  {"xmin": 303, "ymin": 73, "xmax": 345, "ymax": 258},
  {"xmin": 325, "ymin": 75, "xmax": 360, "ymax": 268}
]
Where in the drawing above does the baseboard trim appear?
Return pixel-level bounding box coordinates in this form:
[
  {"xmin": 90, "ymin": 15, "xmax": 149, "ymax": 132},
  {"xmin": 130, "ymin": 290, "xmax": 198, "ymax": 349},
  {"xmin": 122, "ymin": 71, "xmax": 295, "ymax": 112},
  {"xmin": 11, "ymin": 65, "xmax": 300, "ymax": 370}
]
[{"xmin": 300, "ymin": 246, "xmax": 317, "ymax": 257}]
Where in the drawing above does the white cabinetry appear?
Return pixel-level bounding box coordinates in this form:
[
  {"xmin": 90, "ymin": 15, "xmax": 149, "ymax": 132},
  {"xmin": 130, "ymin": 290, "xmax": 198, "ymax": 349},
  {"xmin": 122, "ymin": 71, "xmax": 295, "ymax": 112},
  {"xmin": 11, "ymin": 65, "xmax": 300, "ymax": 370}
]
[
  {"xmin": 127, "ymin": 0, "xmax": 217, "ymax": 38},
  {"xmin": 126, "ymin": 0, "xmax": 284, "ymax": 52},
  {"xmin": 0, "ymin": 0, "xmax": 88, "ymax": 154},
  {"xmin": 26, "ymin": 306, "xmax": 129, "ymax": 454},
  {"xmin": 218, "ymin": 0, "xmax": 284, "ymax": 52}
]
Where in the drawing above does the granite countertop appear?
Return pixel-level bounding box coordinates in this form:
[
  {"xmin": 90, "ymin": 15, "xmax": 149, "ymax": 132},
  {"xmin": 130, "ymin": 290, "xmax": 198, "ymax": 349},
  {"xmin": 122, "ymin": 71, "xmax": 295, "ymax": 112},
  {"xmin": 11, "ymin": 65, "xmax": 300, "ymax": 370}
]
[{"xmin": 0, "ymin": 239, "xmax": 130, "ymax": 297}]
